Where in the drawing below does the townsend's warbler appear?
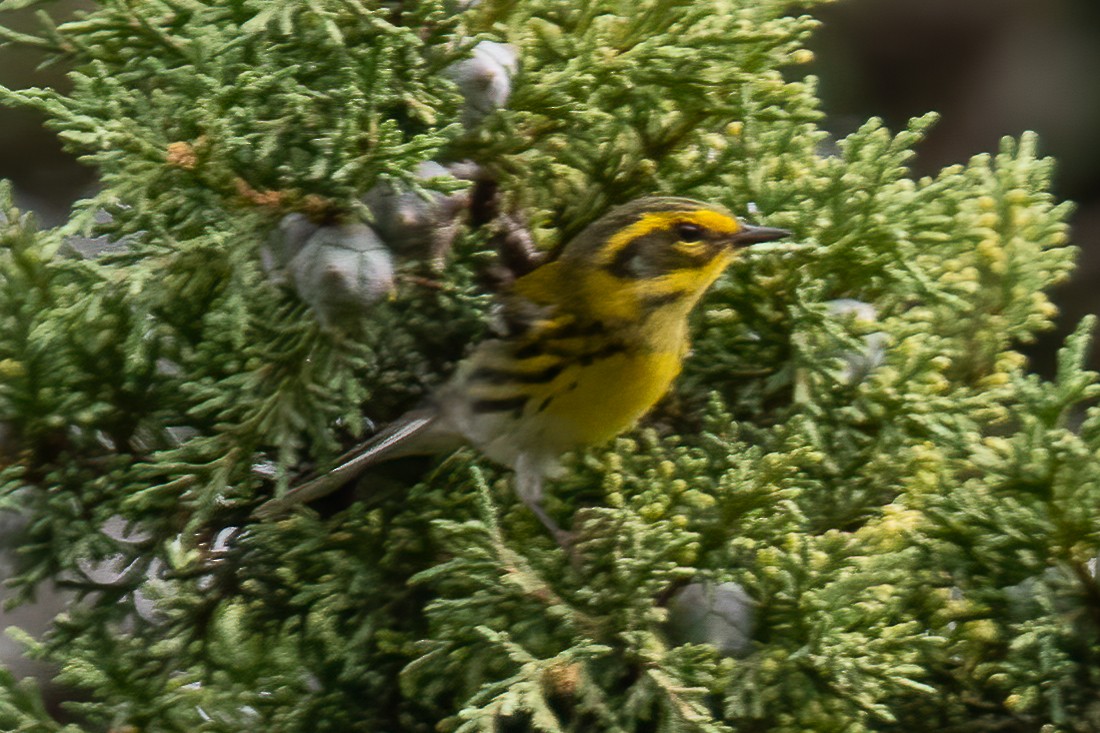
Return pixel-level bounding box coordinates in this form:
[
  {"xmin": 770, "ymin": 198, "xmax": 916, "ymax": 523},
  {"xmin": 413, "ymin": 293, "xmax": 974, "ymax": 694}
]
[{"xmin": 257, "ymin": 196, "xmax": 788, "ymax": 540}]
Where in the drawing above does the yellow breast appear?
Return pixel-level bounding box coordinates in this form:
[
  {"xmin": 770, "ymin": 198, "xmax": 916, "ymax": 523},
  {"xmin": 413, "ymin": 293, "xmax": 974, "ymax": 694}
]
[
  {"xmin": 453, "ymin": 313, "xmax": 692, "ymax": 469},
  {"xmin": 517, "ymin": 346, "xmax": 684, "ymax": 452}
]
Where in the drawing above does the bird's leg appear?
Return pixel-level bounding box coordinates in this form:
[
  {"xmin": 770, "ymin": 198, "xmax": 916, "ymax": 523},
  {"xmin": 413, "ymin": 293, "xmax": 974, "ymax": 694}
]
[{"xmin": 514, "ymin": 461, "xmax": 572, "ymax": 548}]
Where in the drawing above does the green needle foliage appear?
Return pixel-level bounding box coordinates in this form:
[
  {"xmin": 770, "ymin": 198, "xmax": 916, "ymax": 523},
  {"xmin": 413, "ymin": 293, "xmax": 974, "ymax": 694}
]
[{"xmin": 0, "ymin": 1, "xmax": 1095, "ymax": 731}]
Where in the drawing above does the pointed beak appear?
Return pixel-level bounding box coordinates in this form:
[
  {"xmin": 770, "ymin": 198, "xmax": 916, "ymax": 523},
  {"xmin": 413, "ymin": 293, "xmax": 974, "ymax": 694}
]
[{"xmin": 731, "ymin": 223, "xmax": 790, "ymax": 247}]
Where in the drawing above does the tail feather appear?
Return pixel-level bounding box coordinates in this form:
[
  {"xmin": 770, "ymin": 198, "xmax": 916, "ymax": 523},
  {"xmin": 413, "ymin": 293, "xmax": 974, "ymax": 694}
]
[{"xmin": 253, "ymin": 409, "xmax": 450, "ymax": 519}]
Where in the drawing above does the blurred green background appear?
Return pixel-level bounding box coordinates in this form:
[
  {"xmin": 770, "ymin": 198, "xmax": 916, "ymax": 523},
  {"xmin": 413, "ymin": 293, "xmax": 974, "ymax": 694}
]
[
  {"xmin": 1, "ymin": 0, "xmax": 1098, "ymax": 371},
  {"xmin": 812, "ymin": 0, "xmax": 1100, "ymax": 374}
]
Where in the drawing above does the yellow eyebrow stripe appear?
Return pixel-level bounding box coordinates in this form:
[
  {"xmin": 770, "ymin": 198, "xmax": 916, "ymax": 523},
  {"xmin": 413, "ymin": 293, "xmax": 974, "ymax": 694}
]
[{"xmin": 598, "ymin": 209, "xmax": 740, "ymax": 265}]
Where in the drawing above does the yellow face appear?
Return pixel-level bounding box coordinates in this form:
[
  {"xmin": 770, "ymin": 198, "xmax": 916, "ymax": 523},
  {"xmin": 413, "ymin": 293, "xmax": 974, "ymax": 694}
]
[
  {"xmin": 513, "ymin": 198, "xmax": 787, "ymax": 325},
  {"xmin": 598, "ymin": 208, "xmax": 740, "ymax": 280},
  {"xmin": 582, "ymin": 208, "xmax": 754, "ymax": 323}
]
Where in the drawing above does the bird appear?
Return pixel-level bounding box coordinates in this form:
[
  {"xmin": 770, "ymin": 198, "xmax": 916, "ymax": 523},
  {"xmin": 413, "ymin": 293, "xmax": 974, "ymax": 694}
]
[{"xmin": 255, "ymin": 196, "xmax": 788, "ymax": 542}]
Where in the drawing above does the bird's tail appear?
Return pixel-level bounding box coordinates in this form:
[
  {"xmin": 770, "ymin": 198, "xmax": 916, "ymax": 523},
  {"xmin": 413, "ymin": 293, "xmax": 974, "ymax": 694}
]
[{"xmin": 253, "ymin": 409, "xmax": 452, "ymax": 519}]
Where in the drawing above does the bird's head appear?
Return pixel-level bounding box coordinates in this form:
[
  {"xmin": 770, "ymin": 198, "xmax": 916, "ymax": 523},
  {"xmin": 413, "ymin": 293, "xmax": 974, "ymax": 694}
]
[{"xmin": 526, "ymin": 196, "xmax": 788, "ymax": 323}]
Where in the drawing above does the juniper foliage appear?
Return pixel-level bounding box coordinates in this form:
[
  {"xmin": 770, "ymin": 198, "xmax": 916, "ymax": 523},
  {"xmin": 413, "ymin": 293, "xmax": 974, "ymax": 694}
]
[{"xmin": 0, "ymin": 1, "xmax": 1096, "ymax": 732}]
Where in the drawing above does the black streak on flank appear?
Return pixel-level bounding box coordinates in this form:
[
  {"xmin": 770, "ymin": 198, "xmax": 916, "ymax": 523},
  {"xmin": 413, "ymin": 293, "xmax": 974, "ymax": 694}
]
[
  {"xmin": 512, "ymin": 320, "xmax": 612, "ymax": 360},
  {"xmin": 470, "ymin": 362, "xmax": 566, "ymax": 384},
  {"xmin": 576, "ymin": 342, "xmax": 626, "ymax": 366},
  {"xmin": 470, "ymin": 396, "xmax": 529, "ymax": 415},
  {"xmin": 511, "ymin": 341, "xmax": 543, "ymax": 360}
]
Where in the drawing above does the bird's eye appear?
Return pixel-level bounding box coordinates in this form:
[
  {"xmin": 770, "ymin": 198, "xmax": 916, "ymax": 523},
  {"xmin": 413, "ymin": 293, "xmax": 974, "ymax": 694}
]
[{"xmin": 676, "ymin": 223, "xmax": 704, "ymax": 243}]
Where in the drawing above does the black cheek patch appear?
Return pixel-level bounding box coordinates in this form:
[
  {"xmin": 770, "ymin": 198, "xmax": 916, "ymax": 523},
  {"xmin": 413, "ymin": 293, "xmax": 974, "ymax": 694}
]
[
  {"xmin": 665, "ymin": 242, "xmax": 716, "ymax": 272},
  {"xmin": 604, "ymin": 228, "xmax": 718, "ymax": 280},
  {"xmin": 605, "ymin": 237, "xmax": 647, "ymax": 279}
]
